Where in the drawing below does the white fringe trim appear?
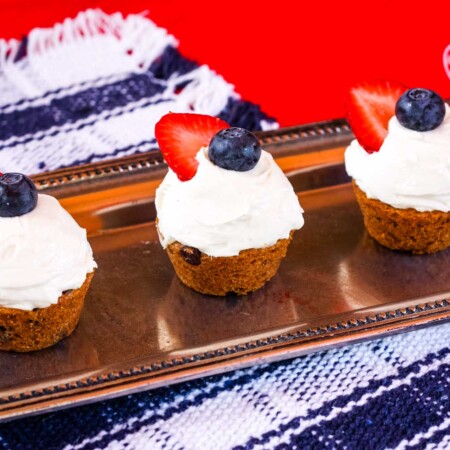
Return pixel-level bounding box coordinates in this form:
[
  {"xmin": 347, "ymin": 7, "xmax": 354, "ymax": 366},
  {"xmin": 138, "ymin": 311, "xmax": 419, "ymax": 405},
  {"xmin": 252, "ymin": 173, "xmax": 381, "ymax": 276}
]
[
  {"xmin": 167, "ymin": 66, "xmax": 239, "ymax": 116},
  {"xmin": 260, "ymin": 120, "xmax": 279, "ymax": 131},
  {"xmin": 0, "ymin": 38, "xmax": 20, "ymax": 68},
  {"xmin": 0, "ymin": 9, "xmax": 178, "ymax": 73}
]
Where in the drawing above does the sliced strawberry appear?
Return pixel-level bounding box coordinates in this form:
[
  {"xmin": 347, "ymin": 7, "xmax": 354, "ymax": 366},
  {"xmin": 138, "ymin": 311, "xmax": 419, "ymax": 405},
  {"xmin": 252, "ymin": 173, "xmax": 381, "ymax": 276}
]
[
  {"xmin": 345, "ymin": 80, "xmax": 408, "ymax": 153},
  {"xmin": 155, "ymin": 113, "xmax": 230, "ymax": 181}
]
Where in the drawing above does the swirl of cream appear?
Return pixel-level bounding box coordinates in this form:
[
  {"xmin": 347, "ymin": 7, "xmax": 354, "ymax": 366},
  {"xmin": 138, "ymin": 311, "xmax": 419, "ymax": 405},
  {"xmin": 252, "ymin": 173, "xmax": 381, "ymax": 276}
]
[
  {"xmin": 0, "ymin": 194, "xmax": 97, "ymax": 310},
  {"xmin": 156, "ymin": 148, "xmax": 304, "ymax": 257},
  {"xmin": 345, "ymin": 105, "xmax": 450, "ymax": 212}
]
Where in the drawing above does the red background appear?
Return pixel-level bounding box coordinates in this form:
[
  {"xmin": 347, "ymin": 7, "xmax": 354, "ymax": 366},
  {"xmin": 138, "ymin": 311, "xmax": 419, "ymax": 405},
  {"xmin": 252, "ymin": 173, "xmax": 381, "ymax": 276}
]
[{"xmin": 1, "ymin": 0, "xmax": 450, "ymax": 127}]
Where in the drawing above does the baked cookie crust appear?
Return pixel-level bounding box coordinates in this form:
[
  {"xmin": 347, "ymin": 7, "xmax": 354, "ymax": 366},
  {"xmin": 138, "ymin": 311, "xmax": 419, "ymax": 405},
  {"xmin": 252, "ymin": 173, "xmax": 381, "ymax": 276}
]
[
  {"xmin": 166, "ymin": 233, "xmax": 294, "ymax": 296},
  {"xmin": 353, "ymin": 181, "xmax": 450, "ymax": 254},
  {"xmin": 0, "ymin": 272, "xmax": 94, "ymax": 352}
]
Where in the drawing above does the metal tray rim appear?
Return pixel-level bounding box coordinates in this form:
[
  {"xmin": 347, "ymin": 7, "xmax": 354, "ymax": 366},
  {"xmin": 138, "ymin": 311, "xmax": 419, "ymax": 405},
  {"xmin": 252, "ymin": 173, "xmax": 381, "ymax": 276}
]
[
  {"xmin": 1, "ymin": 298, "xmax": 449, "ymax": 412},
  {"xmin": 30, "ymin": 118, "xmax": 353, "ymax": 192}
]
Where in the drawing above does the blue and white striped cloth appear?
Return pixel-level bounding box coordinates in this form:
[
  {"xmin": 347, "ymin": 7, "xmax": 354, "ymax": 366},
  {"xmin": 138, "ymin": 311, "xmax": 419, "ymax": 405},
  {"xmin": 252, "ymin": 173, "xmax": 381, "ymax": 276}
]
[
  {"xmin": 0, "ymin": 9, "xmax": 449, "ymax": 450},
  {"xmin": 0, "ymin": 9, "xmax": 276, "ymax": 175},
  {"xmin": 1, "ymin": 324, "xmax": 450, "ymax": 449}
]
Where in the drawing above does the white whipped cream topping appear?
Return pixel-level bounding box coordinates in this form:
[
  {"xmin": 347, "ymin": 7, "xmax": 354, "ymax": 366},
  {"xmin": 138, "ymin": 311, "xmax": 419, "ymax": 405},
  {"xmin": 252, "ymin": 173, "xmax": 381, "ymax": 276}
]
[
  {"xmin": 0, "ymin": 194, "xmax": 97, "ymax": 310},
  {"xmin": 345, "ymin": 105, "xmax": 450, "ymax": 212},
  {"xmin": 156, "ymin": 148, "xmax": 304, "ymax": 257}
]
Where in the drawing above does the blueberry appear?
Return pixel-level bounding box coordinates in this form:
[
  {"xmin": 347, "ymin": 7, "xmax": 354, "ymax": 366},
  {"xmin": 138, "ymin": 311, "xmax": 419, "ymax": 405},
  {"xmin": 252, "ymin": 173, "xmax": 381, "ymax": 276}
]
[
  {"xmin": 208, "ymin": 127, "xmax": 261, "ymax": 171},
  {"xmin": 0, "ymin": 173, "xmax": 38, "ymax": 217},
  {"xmin": 395, "ymin": 88, "xmax": 446, "ymax": 131}
]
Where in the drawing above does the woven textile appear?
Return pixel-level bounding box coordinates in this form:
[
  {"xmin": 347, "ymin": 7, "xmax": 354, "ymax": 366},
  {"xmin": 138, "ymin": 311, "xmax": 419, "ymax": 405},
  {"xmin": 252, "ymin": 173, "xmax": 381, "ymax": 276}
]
[
  {"xmin": 1, "ymin": 9, "xmax": 450, "ymax": 450},
  {"xmin": 0, "ymin": 9, "xmax": 276, "ymax": 175},
  {"xmin": 1, "ymin": 324, "xmax": 450, "ymax": 449}
]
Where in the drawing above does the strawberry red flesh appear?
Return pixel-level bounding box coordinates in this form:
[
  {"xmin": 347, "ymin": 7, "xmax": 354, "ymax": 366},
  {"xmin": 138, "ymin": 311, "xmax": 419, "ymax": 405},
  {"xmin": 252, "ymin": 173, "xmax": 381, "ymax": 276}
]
[
  {"xmin": 345, "ymin": 80, "xmax": 408, "ymax": 153},
  {"xmin": 155, "ymin": 113, "xmax": 230, "ymax": 181}
]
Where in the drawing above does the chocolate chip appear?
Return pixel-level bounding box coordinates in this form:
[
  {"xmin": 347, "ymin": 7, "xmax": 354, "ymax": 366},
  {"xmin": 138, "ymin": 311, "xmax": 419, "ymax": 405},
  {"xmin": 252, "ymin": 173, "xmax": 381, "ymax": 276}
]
[
  {"xmin": 180, "ymin": 246, "xmax": 201, "ymax": 266},
  {"xmin": 226, "ymin": 291, "xmax": 238, "ymax": 297}
]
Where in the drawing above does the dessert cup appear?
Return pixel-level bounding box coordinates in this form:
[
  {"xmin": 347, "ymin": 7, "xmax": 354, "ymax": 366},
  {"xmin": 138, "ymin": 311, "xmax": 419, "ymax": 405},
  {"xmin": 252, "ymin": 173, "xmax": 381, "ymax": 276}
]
[
  {"xmin": 0, "ymin": 188, "xmax": 97, "ymax": 352},
  {"xmin": 155, "ymin": 115, "xmax": 304, "ymax": 296},
  {"xmin": 0, "ymin": 273, "xmax": 94, "ymax": 352},
  {"xmin": 352, "ymin": 181, "xmax": 450, "ymax": 254},
  {"xmin": 345, "ymin": 98, "xmax": 450, "ymax": 254}
]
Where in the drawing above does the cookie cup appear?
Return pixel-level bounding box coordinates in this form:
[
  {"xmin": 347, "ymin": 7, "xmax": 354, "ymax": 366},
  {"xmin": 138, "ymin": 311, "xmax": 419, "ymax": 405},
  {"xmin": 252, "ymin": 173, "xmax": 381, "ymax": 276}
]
[
  {"xmin": 166, "ymin": 233, "xmax": 294, "ymax": 296},
  {"xmin": 353, "ymin": 181, "xmax": 450, "ymax": 254},
  {"xmin": 0, "ymin": 272, "xmax": 94, "ymax": 352}
]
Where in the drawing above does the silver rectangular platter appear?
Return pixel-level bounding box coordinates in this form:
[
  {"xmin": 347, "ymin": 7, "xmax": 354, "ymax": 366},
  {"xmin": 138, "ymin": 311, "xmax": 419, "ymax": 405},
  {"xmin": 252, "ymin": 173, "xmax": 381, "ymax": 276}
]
[{"xmin": 1, "ymin": 119, "xmax": 449, "ymax": 422}]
